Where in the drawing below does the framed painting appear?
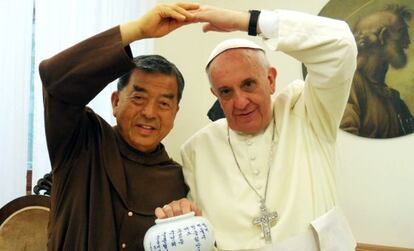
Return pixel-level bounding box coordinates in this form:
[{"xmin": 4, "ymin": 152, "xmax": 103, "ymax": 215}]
[{"xmin": 317, "ymin": 0, "xmax": 414, "ymax": 139}]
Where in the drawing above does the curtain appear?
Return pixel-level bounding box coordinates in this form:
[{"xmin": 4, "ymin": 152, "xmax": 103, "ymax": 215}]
[
  {"xmin": 0, "ymin": 1, "xmax": 34, "ymax": 207},
  {"xmin": 32, "ymin": 0, "xmax": 155, "ymax": 187}
]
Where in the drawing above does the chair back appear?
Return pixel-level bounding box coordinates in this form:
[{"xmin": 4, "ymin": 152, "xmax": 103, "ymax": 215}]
[{"xmin": 0, "ymin": 195, "xmax": 50, "ymax": 251}]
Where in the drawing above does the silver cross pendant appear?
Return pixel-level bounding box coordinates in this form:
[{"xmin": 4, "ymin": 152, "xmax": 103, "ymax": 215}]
[{"xmin": 253, "ymin": 200, "xmax": 278, "ymax": 244}]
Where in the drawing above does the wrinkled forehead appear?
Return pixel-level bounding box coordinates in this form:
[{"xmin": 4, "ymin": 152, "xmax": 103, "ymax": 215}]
[
  {"xmin": 207, "ymin": 49, "xmax": 270, "ymax": 88},
  {"xmin": 208, "ymin": 48, "xmax": 266, "ymax": 72}
]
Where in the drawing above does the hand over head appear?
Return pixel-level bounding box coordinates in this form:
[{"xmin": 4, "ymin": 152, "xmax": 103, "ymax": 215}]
[
  {"xmin": 191, "ymin": 5, "xmax": 250, "ymax": 33},
  {"xmin": 139, "ymin": 3, "xmax": 200, "ymax": 38},
  {"xmin": 121, "ymin": 2, "xmax": 199, "ymax": 45},
  {"xmin": 155, "ymin": 198, "xmax": 202, "ymax": 219}
]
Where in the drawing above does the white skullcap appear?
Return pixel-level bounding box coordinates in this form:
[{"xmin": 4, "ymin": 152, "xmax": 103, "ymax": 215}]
[{"xmin": 206, "ymin": 38, "xmax": 265, "ymax": 69}]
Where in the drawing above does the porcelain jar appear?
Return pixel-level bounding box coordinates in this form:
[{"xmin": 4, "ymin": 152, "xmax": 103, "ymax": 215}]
[{"xmin": 143, "ymin": 212, "xmax": 215, "ymax": 251}]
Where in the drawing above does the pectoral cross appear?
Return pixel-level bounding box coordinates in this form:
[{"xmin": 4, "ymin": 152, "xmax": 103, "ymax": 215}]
[{"xmin": 253, "ymin": 200, "xmax": 278, "ymax": 244}]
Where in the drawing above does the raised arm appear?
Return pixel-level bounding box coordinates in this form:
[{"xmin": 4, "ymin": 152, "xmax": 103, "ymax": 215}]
[
  {"xmin": 193, "ymin": 6, "xmax": 357, "ymax": 140},
  {"xmin": 40, "ymin": 3, "xmax": 199, "ymax": 166},
  {"xmin": 41, "ymin": 3, "xmax": 199, "ymax": 106}
]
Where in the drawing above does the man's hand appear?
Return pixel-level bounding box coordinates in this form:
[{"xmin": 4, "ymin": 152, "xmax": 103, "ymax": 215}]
[
  {"xmin": 155, "ymin": 198, "xmax": 202, "ymax": 219},
  {"xmin": 191, "ymin": 5, "xmax": 250, "ymax": 33},
  {"xmin": 121, "ymin": 2, "xmax": 199, "ymax": 46}
]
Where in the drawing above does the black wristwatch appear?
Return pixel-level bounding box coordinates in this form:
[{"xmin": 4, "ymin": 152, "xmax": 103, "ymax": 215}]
[{"xmin": 248, "ymin": 10, "xmax": 261, "ymax": 36}]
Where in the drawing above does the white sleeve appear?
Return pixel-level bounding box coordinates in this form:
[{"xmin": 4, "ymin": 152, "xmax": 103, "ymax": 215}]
[
  {"xmin": 258, "ymin": 10, "xmax": 280, "ymax": 39},
  {"xmin": 258, "ymin": 9, "xmax": 357, "ymax": 141}
]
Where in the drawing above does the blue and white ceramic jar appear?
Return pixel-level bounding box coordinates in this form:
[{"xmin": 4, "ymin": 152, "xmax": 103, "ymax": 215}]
[{"xmin": 143, "ymin": 212, "xmax": 215, "ymax": 251}]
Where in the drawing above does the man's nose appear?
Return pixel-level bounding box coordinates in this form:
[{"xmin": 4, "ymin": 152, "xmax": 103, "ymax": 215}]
[
  {"xmin": 233, "ymin": 91, "xmax": 249, "ymax": 110},
  {"xmin": 141, "ymin": 102, "xmax": 156, "ymax": 118}
]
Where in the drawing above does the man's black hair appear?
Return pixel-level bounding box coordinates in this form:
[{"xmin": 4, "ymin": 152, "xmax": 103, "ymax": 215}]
[{"xmin": 117, "ymin": 55, "xmax": 185, "ymax": 103}]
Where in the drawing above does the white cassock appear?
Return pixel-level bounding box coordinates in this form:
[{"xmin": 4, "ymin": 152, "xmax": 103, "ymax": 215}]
[{"xmin": 181, "ymin": 9, "xmax": 358, "ymax": 251}]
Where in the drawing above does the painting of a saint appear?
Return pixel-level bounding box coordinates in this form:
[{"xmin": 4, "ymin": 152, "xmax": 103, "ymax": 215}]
[{"xmin": 320, "ymin": 0, "xmax": 414, "ymax": 138}]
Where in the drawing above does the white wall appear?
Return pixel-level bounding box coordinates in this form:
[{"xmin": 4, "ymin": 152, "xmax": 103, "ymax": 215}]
[
  {"xmin": 154, "ymin": 0, "xmax": 414, "ymax": 248},
  {"xmin": 337, "ymin": 132, "xmax": 414, "ymax": 248}
]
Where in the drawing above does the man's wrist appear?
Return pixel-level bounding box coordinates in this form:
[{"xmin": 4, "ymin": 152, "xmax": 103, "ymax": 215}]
[{"xmin": 120, "ymin": 19, "xmax": 144, "ymax": 46}]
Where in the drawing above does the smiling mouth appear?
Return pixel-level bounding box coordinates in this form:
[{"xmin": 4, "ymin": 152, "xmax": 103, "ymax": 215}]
[
  {"xmin": 136, "ymin": 124, "xmax": 157, "ymax": 135},
  {"xmin": 138, "ymin": 124, "xmax": 155, "ymax": 130},
  {"xmin": 236, "ymin": 110, "xmax": 255, "ymax": 117}
]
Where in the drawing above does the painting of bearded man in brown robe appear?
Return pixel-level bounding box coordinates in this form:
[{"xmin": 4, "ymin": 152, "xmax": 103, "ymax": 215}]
[{"xmin": 339, "ymin": 4, "xmax": 414, "ymax": 138}]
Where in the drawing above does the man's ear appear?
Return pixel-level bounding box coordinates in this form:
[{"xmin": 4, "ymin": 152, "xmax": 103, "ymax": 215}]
[
  {"xmin": 378, "ymin": 27, "xmax": 389, "ymax": 46},
  {"xmin": 210, "ymin": 87, "xmax": 218, "ymax": 97},
  {"xmin": 111, "ymin": 91, "xmax": 119, "ymax": 117},
  {"xmin": 268, "ymin": 67, "xmax": 277, "ymax": 94}
]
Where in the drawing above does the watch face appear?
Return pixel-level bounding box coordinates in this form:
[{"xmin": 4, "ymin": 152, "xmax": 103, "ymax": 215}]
[{"xmin": 307, "ymin": 0, "xmax": 414, "ymax": 139}]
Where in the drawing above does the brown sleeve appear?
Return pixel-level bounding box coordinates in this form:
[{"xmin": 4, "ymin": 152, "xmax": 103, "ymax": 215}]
[{"xmin": 39, "ymin": 26, "xmax": 135, "ymax": 166}]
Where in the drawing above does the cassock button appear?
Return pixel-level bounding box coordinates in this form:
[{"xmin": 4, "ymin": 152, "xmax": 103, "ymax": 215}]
[
  {"xmin": 128, "ymin": 211, "xmax": 133, "ymax": 217},
  {"xmin": 250, "ymin": 156, "xmax": 256, "ymax": 161},
  {"xmin": 247, "ymin": 140, "xmax": 253, "ymax": 146},
  {"xmin": 121, "ymin": 243, "xmax": 127, "ymax": 249},
  {"xmin": 253, "ymin": 169, "xmax": 260, "ymax": 175}
]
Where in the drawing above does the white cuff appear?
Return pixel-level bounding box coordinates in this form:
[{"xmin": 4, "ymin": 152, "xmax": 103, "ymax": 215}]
[
  {"xmin": 258, "ymin": 10, "xmax": 280, "ymax": 39},
  {"xmin": 311, "ymin": 207, "xmax": 356, "ymax": 251}
]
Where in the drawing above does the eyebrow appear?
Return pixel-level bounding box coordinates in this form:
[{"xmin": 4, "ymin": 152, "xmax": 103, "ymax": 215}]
[
  {"xmin": 242, "ymin": 78, "xmax": 256, "ymax": 85},
  {"xmin": 133, "ymin": 85, "xmax": 176, "ymax": 100},
  {"xmin": 133, "ymin": 85, "xmax": 146, "ymax": 93}
]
